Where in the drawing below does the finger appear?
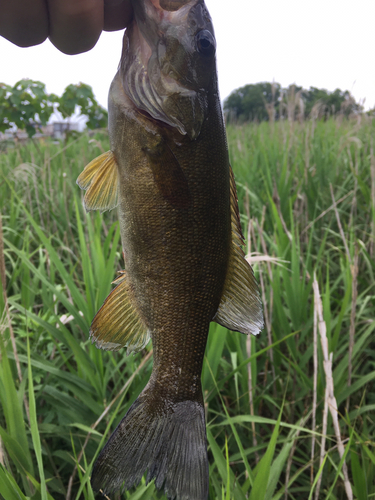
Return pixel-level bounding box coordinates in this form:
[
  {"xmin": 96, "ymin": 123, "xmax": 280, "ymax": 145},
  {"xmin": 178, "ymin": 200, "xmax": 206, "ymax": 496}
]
[
  {"xmin": 0, "ymin": 0, "xmax": 48, "ymax": 47},
  {"xmin": 103, "ymin": 0, "xmax": 133, "ymax": 32},
  {"xmin": 47, "ymin": 0, "xmax": 104, "ymax": 55}
]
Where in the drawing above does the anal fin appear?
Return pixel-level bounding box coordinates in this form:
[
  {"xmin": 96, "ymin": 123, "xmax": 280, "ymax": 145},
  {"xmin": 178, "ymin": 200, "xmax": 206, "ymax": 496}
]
[
  {"xmin": 214, "ymin": 166, "xmax": 264, "ymax": 335},
  {"xmin": 90, "ymin": 271, "xmax": 150, "ymax": 354},
  {"xmin": 77, "ymin": 150, "xmax": 119, "ymax": 213}
]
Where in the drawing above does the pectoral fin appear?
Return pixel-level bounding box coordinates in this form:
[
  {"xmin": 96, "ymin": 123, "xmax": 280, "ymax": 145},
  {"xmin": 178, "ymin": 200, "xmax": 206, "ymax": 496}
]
[
  {"xmin": 214, "ymin": 166, "xmax": 264, "ymax": 335},
  {"xmin": 77, "ymin": 151, "xmax": 119, "ymax": 212},
  {"xmin": 90, "ymin": 271, "xmax": 150, "ymax": 354}
]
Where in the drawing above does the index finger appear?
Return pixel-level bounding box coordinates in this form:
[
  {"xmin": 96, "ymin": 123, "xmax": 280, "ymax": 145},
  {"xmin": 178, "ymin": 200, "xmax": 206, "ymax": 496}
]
[
  {"xmin": 47, "ymin": 0, "xmax": 104, "ymax": 55},
  {"xmin": 103, "ymin": 0, "xmax": 133, "ymax": 32},
  {"xmin": 0, "ymin": 0, "xmax": 49, "ymax": 47}
]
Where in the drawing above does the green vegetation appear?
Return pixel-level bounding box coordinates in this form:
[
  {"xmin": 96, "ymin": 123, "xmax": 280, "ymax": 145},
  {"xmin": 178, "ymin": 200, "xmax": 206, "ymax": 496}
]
[
  {"xmin": 0, "ymin": 115, "xmax": 374, "ymax": 499},
  {"xmin": 0, "ymin": 80, "xmax": 108, "ymax": 138},
  {"xmin": 224, "ymin": 82, "xmax": 362, "ymax": 123}
]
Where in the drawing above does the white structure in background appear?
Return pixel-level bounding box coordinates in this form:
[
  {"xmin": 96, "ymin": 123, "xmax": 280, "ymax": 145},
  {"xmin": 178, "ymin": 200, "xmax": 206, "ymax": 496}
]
[
  {"xmin": 42, "ymin": 121, "xmax": 81, "ymax": 139},
  {"xmin": 0, "ymin": 108, "xmax": 88, "ymax": 141},
  {"xmin": 0, "ymin": 119, "xmax": 82, "ymax": 141}
]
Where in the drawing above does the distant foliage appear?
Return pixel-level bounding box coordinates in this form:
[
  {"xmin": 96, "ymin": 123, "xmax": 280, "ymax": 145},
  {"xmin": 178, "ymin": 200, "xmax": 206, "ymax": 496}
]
[
  {"xmin": 0, "ymin": 79, "xmax": 108, "ymax": 138},
  {"xmin": 224, "ymin": 82, "xmax": 282, "ymax": 123},
  {"xmin": 0, "ymin": 79, "xmax": 56, "ymax": 138},
  {"xmin": 224, "ymin": 82, "xmax": 362, "ymax": 123},
  {"xmin": 57, "ymin": 83, "xmax": 108, "ymax": 130}
]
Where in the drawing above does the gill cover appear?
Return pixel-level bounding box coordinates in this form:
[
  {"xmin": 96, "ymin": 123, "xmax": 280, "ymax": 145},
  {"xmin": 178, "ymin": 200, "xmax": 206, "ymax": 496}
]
[{"xmin": 121, "ymin": 0, "xmax": 216, "ymax": 139}]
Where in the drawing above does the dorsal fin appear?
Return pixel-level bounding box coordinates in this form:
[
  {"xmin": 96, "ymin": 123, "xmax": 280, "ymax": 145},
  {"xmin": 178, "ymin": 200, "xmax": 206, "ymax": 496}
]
[
  {"xmin": 77, "ymin": 151, "xmax": 119, "ymax": 212},
  {"xmin": 213, "ymin": 166, "xmax": 264, "ymax": 335},
  {"xmin": 90, "ymin": 271, "xmax": 150, "ymax": 354}
]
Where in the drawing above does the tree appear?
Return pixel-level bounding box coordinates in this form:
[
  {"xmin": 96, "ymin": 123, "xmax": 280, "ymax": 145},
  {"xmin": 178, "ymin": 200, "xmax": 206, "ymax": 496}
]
[
  {"xmin": 279, "ymin": 84, "xmax": 304, "ymax": 122},
  {"xmin": 0, "ymin": 79, "xmax": 57, "ymax": 137},
  {"xmin": 57, "ymin": 83, "xmax": 108, "ymax": 130},
  {"xmin": 224, "ymin": 82, "xmax": 362, "ymax": 123},
  {"xmin": 224, "ymin": 82, "xmax": 281, "ymax": 123},
  {"xmin": 303, "ymin": 87, "xmax": 361, "ymax": 118},
  {"xmin": 0, "ymin": 79, "xmax": 108, "ymax": 138}
]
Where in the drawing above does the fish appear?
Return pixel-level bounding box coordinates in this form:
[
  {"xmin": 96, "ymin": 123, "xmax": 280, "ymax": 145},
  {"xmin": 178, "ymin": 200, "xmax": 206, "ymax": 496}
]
[{"xmin": 76, "ymin": 0, "xmax": 263, "ymax": 498}]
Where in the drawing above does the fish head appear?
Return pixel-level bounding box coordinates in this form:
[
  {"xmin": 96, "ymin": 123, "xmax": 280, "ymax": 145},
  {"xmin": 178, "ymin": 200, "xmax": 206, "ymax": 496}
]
[{"xmin": 120, "ymin": 0, "xmax": 217, "ymax": 139}]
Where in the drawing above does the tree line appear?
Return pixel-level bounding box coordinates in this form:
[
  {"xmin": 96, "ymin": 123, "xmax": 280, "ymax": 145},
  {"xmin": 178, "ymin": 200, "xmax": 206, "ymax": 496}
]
[
  {"xmin": 223, "ymin": 82, "xmax": 363, "ymax": 123},
  {"xmin": 0, "ymin": 79, "xmax": 108, "ymax": 138},
  {"xmin": 0, "ymin": 79, "xmax": 365, "ymax": 138}
]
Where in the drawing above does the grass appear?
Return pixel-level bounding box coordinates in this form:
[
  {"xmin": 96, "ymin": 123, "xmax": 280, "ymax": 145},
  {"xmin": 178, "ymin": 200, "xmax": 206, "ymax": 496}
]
[{"xmin": 0, "ymin": 115, "xmax": 374, "ymax": 500}]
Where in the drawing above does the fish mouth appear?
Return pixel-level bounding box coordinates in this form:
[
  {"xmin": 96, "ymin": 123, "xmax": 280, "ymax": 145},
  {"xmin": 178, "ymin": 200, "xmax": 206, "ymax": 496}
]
[
  {"xmin": 152, "ymin": 0, "xmax": 191, "ymax": 11},
  {"xmin": 120, "ymin": 0, "xmax": 215, "ymax": 140}
]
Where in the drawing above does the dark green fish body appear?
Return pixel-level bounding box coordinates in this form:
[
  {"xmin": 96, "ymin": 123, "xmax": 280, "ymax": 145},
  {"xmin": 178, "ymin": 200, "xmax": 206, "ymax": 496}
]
[
  {"xmin": 110, "ymin": 67, "xmax": 230, "ymax": 387},
  {"xmin": 77, "ymin": 1, "xmax": 263, "ymax": 498}
]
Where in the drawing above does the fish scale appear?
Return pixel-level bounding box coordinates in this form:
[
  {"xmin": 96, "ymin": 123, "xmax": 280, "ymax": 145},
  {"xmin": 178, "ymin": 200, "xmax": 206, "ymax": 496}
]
[{"xmin": 76, "ymin": 0, "xmax": 263, "ymax": 498}]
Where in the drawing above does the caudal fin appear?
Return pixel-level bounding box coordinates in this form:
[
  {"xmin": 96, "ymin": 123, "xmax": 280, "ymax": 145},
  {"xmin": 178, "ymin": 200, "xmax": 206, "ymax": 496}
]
[{"xmin": 91, "ymin": 395, "xmax": 209, "ymax": 500}]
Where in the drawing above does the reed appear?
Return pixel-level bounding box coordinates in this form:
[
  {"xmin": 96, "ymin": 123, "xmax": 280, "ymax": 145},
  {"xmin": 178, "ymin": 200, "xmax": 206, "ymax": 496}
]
[{"xmin": 0, "ymin": 116, "xmax": 374, "ymax": 499}]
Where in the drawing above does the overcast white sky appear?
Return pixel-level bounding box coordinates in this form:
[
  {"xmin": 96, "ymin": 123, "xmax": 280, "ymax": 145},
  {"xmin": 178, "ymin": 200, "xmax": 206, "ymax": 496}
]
[{"xmin": 0, "ymin": 0, "xmax": 374, "ymax": 112}]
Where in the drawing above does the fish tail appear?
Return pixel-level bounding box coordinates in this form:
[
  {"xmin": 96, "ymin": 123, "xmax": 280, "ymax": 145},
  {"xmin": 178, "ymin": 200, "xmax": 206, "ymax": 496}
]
[{"xmin": 91, "ymin": 393, "xmax": 209, "ymax": 500}]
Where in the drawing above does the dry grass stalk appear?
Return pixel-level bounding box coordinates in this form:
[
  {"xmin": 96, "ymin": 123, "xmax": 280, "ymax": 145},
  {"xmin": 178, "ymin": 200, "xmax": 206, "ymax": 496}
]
[
  {"xmin": 251, "ymin": 219, "xmax": 276, "ymax": 391},
  {"xmin": 243, "ymin": 200, "xmax": 259, "ymax": 458},
  {"xmin": 244, "ymin": 187, "xmax": 251, "ymax": 253},
  {"xmin": 66, "ymin": 349, "xmax": 153, "ymax": 500},
  {"xmin": 348, "ymin": 146, "xmax": 358, "ymax": 230},
  {"xmin": 258, "ymin": 218, "xmax": 276, "ymax": 384},
  {"xmin": 264, "ymin": 81, "xmax": 277, "ymax": 126},
  {"xmin": 371, "ymin": 139, "xmax": 375, "ymax": 258},
  {"xmin": 346, "ymin": 244, "xmax": 359, "ymax": 411},
  {"xmin": 246, "ymin": 333, "xmax": 259, "ymax": 463},
  {"xmin": 301, "ymin": 190, "xmax": 354, "ymax": 235},
  {"xmin": 31, "ymin": 154, "xmax": 45, "ymax": 231},
  {"xmin": 0, "ymin": 213, "xmax": 21, "ymax": 379},
  {"xmin": 311, "ymin": 302, "xmax": 318, "ymax": 484},
  {"xmin": 297, "ymin": 92, "xmax": 305, "ymax": 124},
  {"xmin": 69, "ymin": 460, "xmax": 111, "ymax": 500},
  {"xmin": 250, "ymin": 222, "xmax": 269, "ymax": 398},
  {"xmin": 330, "ymin": 184, "xmax": 351, "ymax": 263},
  {"xmin": 0, "ymin": 213, "xmax": 31, "ymax": 425},
  {"xmin": 285, "ymin": 412, "xmax": 311, "ymax": 500},
  {"xmin": 273, "ymin": 184, "xmax": 292, "ymax": 243},
  {"xmin": 329, "ymin": 184, "xmax": 359, "ymax": 409},
  {"xmin": 246, "ymin": 254, "xmax": 287, "ymax": 265},
  {"xmin": 315, "ymin": 384, "xmax": 329, "ymax": 500},
  {"xmin": 246, "ymin": 219, "xmax": 259, "ymax": 463},
  {"xmin": 281, "ymin": 84, "xmax": 304, "ymax": 124},
  {"xmin": 258, "ymin": 261, "xmax": 270, "ymax": 358},
  {"xmin": 313, "ymin": 275, "xmax": 353, "ymax": 500},
  {"xmin": 273, "ymin": 184, "xmax": 313, "ymax": 282},
  {"xmin": 0, "ymin": 214, "xmax": 6, "ymax": 304},
  {"xmin": 309, "ymin": 101, "xmax": 326, "ymax": 138},
  {"xmin": 304, "ymin": 123, "xmax": 310, "ymax": 185}
]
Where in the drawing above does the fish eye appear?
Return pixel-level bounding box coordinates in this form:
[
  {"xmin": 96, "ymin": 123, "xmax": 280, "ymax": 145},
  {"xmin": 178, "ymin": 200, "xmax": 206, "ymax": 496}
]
[{"xmin": 195, "ymin": 30, "xmax": 216, "ymax": 57}]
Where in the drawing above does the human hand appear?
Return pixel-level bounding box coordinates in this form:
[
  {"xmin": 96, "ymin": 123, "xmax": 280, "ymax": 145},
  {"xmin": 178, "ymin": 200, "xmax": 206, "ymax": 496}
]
[{"xmin": 0, "ymin": 0, "xmax": 133, "ymax": 55}]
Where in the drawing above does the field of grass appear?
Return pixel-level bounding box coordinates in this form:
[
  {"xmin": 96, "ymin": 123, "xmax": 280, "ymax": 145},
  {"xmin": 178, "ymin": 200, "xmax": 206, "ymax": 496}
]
[{"xmin": 0, "ymin": 116, "xmax": 374, "ymax": 500}]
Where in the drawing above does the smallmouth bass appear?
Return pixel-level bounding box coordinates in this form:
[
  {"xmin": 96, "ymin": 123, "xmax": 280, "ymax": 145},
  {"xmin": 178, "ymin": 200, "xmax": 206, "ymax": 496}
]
[{"xmin": 77, "ymin": 0, "xmax": 263, "ymax": 498}]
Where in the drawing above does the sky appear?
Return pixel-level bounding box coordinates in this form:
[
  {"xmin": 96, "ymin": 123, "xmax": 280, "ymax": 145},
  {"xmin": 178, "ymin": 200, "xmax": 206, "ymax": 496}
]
[{"xmin": 0, "ymin": 0, "xmax": 374, "ymax": 114}]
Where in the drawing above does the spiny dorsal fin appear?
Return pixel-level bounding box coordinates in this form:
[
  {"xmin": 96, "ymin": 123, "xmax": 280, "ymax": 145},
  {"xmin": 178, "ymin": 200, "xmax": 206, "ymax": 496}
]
[
  {"xmin": 77, "ymin": 151, "xmax": 119, "ymax": 212},
  {"xmin": 90, "ymin": 271, "xmax": 150, "ymax": 354},
  {"xmin": 214, "ymin": 166, "xmax": 264, "ymax": 335}
]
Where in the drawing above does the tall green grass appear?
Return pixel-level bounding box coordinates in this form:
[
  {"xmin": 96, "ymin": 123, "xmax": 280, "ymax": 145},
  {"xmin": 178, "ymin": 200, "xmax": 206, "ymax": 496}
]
[{"xmin": 0, "ymin": 116, "xmax": 374, "ymax": 499}]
